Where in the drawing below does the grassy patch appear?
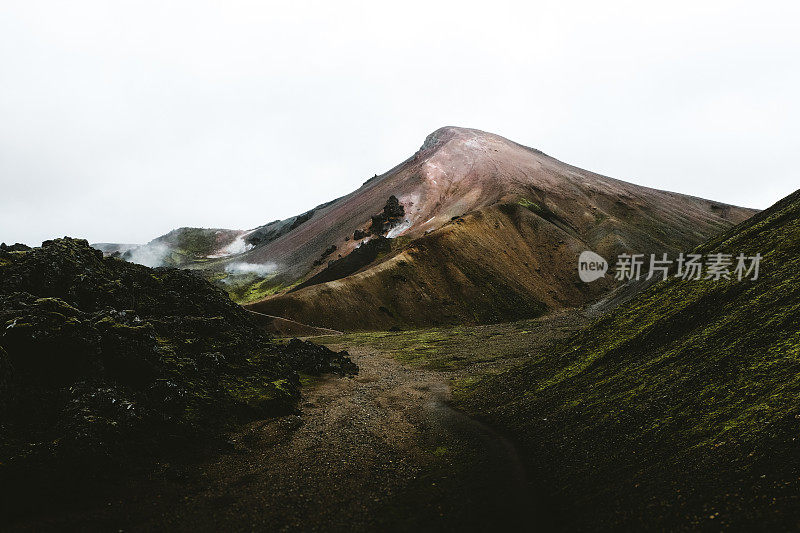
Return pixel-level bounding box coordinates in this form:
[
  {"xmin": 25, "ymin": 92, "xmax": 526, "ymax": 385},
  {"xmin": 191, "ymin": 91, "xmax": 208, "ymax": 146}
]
[
  {"xmin": 216, "ymin": 275, "xmax": 299, "ymax": 304},
  {"xmin": 317, "ymin": 312, "xmax": 587, "ymax": 378}
]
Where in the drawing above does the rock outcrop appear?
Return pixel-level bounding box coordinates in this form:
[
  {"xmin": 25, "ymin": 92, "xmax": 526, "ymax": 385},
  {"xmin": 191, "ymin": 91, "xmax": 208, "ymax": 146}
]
[{"xmin": 0, "ymin": 238, "xmax": 356, "ymax": 488}]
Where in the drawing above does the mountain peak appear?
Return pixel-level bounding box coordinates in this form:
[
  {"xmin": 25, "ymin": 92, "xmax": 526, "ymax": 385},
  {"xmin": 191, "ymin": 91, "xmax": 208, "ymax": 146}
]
[
  {"xmin": 417, "ymin": 127, "xmax": 547, "ymax": 168},
  {"xmin": 420, "ymin": 126, "xmax": 498, "ymax": 152}
]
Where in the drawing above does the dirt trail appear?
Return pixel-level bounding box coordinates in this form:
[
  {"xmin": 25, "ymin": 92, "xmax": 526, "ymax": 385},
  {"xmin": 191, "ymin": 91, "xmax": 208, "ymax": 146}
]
[{"xmin": 26, "ymin": 346, "xmax": 544, "ymax": 531}]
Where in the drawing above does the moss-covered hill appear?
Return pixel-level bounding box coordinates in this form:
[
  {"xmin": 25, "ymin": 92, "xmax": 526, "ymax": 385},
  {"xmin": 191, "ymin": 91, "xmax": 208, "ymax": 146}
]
[
  {"xmin": 461, "ymin": 189, "xmax": 800, "ymax": 530},
  {"xmin": 0, "ymin": 238, "xmax": 355, "ymax": 518}
]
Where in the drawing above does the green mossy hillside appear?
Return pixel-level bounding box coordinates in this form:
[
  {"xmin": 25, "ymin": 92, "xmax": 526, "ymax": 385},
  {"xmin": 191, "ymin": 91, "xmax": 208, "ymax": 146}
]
[
  {"xmin": 154, "ymin": 227, "xmax": 232, "ymax": 266},
  {"xmin": 462, "ymin": 189, "xmax": 800, "ymax": 530},
  {"xmin": 221, "ymin": 274, "xmax": 294, "ymax": 304}
]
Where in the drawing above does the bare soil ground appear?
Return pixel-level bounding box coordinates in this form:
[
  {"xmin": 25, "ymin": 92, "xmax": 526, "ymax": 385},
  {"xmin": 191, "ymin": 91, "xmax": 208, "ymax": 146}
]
[{"xmin": 11, "ymin": 312, "xmax": 585, "ymax": 532}]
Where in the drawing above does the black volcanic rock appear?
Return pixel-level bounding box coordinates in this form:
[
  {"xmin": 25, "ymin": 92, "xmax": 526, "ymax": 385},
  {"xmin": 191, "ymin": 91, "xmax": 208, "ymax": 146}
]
[
  {"xmin": 0, "ymin": 237, "xmax": 356, "ymax": 500},
  {"xmin": 369, "ymin": 195, "xmax": 405, "ymax": 235},
  {"xmin": 0, "ymin": 239, "xmax": 296, "ymax": 461},
  {"xmin": 0, "ymin": 243, "xmax": 31, "ymax": 252},
  {"xmin": 282, "ymin": 338, "xmax": 358, "ymax": 376},
  {"xmin": 383, "ymin": 195, "xmax": 405, "ymax": 218}
]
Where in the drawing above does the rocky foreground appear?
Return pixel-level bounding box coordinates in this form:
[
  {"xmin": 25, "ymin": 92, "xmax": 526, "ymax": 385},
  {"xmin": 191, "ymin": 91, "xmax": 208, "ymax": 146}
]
[{"xmin": 0, "ymin": 238, "xmax": 356, "ymax": 523}]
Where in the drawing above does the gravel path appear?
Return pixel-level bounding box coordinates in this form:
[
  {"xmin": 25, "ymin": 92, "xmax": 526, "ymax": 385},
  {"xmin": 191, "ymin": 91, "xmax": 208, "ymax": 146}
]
[{"xmin": 15, "ymin": 346, "xmax": 544, "ymax": 531}]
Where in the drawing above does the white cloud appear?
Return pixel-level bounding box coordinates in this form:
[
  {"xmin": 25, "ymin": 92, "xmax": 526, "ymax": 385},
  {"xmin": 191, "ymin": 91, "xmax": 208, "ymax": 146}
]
[
  {"xmin": 224, "ymin": 262, "xmax": 278, "ymax": 277},
  {"xmin": 125, "ymin": 242, "xmax": 171, "ymax": 268}
]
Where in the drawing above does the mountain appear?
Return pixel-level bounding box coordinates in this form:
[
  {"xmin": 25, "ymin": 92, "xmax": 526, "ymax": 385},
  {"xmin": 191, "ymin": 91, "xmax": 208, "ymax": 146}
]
[
  {"xmin": 459, "ymin": 188, "xmax": 800, "ymax": 530},
  {"xmin": 244, "ymin": 127, "xmax": 755, "ymax": 330},
  {"xmin": 101, "ymin": 127, "xmax": 757, "ymax": 331}
]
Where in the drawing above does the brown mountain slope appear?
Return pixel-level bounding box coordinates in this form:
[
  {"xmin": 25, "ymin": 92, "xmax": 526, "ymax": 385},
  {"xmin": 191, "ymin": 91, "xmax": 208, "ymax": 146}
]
[
  {"xmin": 248, "ymin": 204, "xmax": 608, "ymax": 330},
  {"xmin": 244, "ymin": 127, "xmax": 756, "ymax": 331}
]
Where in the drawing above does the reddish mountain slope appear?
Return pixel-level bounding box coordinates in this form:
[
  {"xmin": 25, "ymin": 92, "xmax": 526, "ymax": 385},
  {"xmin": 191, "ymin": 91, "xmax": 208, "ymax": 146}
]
[{"xmin": 229, "ymin": 128, "xmax": 750, "ymax": 281}]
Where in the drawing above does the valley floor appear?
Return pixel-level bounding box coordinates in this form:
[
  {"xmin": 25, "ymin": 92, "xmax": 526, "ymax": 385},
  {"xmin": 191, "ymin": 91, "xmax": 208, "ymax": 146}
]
[{"xmin": 11, "ymin": 312, "xmax": 585, "ymax": 532}]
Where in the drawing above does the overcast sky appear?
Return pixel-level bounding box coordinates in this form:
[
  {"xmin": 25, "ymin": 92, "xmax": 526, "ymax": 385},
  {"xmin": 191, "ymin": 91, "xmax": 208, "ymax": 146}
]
[{"xmin": 1, "ymin": 1, "xmax": 798, "ymax": 246}]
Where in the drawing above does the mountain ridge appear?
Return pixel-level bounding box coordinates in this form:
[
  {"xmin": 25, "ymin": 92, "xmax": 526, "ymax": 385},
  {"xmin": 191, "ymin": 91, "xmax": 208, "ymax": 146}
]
[{"xmin": 242, "ymin": 127, "xmax": 757, "ymax": 329}]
